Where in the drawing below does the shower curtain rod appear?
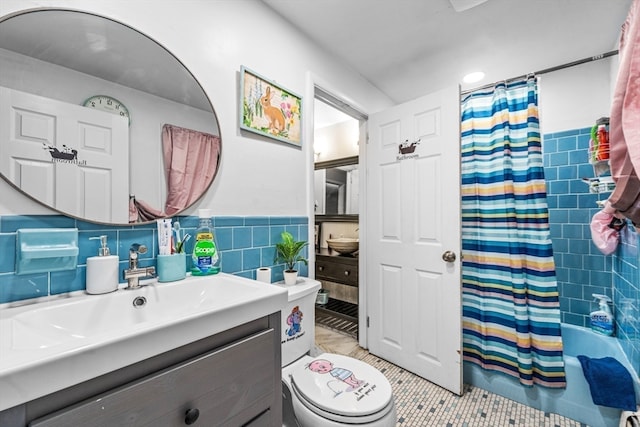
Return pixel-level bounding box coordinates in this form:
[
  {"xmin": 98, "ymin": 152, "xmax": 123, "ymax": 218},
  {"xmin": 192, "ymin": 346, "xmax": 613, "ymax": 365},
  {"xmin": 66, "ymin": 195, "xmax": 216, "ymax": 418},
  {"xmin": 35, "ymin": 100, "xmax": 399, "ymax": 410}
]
[{"xmin": 460, "ymin": 50, "xmax": 619, "ymax": 96}]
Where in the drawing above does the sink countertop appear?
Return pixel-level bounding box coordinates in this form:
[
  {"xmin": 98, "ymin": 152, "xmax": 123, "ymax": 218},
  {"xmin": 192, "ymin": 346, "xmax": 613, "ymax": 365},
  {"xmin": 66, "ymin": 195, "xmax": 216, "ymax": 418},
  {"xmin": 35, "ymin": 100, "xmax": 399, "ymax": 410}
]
[
  {"xmin": 0, "ymin": 273, "xmax": 287, "ymax": 411},
  {"xmin": 316, "ymin": 247, "xmax": 359, "ymax": 258}
]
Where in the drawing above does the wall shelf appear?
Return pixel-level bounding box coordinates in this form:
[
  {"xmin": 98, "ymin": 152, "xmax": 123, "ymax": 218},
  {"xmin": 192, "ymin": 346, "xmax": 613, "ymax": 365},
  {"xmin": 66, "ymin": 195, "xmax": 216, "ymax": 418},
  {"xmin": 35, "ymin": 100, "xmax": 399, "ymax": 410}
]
[
  {"xmin": 16, "ymin": 228, "xmax": 79, "ymax": 275},
  {"xmin": 581, "ymin": 177, "xmax": 615, "ymax": 194}
]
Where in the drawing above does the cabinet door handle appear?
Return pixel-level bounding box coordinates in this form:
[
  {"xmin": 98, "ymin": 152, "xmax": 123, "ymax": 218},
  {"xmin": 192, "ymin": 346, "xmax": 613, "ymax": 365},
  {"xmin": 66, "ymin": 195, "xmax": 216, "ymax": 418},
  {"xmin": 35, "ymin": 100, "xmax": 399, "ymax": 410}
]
[
  {"xmin": 185, "ymin": 408, "xmax": 200, "ymax": 425},
  {"xmin": 344, "ymin": 270, "xmax": 350, "ymax": 276},
  {"xmin": 318, "ymin": 266, "xmax": 324, "ymax": 271}
]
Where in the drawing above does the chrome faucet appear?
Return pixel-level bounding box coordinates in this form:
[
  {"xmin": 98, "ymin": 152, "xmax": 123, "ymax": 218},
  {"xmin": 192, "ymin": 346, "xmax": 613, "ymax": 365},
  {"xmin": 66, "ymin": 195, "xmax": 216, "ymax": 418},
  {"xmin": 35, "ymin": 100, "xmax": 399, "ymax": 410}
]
[{"xmin": 123, "ymin": 243, "xmax": 155, "ymax": 289}]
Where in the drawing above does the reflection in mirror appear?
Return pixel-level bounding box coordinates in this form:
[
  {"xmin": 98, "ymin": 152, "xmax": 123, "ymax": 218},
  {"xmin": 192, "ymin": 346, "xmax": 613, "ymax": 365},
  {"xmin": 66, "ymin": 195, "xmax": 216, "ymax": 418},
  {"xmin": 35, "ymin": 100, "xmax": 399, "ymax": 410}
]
[
  {"xmin": 314, "ymin": 156, "xmax": 359, "ymax": 216},
  {"xmin": 0, "ymin": 9, "xmax": 221, "ymax": 225}
]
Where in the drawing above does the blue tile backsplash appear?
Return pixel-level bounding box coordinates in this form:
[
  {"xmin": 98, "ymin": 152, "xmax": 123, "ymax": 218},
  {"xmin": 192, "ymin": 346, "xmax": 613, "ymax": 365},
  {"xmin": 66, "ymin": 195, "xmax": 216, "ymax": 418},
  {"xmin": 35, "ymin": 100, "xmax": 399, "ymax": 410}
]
[
  {"xmin": 0, "ymin": 214, "xmax": 309, "ymax": 304},
  {"xmin": 615, "ymin": 221, "xmax": 640, "ymax": 375},
  {"xmin": 543, "ymin": 127, "xmax": 614, "ymax": 327},
  {"xmin": 543, "ymin": 127, "xmax": 640, "ymax": 375}
]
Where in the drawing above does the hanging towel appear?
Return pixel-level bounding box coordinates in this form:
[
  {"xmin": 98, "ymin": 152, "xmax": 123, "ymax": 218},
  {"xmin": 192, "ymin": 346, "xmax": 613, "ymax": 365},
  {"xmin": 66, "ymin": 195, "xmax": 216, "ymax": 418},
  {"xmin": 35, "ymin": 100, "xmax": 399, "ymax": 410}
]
[
  {"xmin": 578, "ymin": 355, "xmax": 637, "ymax": 411},
  {"xmin": 590, "ymin": 210, "xmax": 620, "ymax": 255},
  {"xmin": 609, "ymin": 0, "xmax": 640, "ymax": 224}
]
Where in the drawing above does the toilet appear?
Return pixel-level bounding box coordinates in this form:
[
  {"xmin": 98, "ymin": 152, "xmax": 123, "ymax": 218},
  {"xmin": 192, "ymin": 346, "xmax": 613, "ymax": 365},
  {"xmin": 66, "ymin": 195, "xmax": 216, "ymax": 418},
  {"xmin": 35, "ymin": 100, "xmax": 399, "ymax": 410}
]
[{"xmin": 275, "ymin": 278, "xmax": 396, "ymax": 427}]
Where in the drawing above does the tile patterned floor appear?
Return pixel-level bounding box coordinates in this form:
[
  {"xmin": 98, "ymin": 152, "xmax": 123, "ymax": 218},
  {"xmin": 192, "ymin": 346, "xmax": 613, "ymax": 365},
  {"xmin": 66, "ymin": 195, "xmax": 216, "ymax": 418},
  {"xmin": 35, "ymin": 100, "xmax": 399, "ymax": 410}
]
[{"xmin": 315, "ymin": 325, "xmax": 586, "ymax": 427}]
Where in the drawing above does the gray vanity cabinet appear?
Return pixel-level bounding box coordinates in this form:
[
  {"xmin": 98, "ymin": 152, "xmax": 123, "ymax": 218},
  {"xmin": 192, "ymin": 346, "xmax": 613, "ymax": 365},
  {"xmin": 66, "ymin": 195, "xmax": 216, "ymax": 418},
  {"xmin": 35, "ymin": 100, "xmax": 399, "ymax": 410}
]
[{"xmin": 1, "ymin": 313, "xmax": 282, "ymax": 427}]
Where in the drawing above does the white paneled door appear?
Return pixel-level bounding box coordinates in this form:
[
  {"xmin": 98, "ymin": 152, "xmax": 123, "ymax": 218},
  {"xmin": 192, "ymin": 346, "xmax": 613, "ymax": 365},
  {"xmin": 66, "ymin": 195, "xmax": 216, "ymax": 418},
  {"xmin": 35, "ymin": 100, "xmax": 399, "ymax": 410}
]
[
  {"xmin": 366, "ymin": 86, "xmax": 462, "ymax": 395},
  {"xmin": 0, "ymin": 87, "xmax": 129, "ymax": 223}
]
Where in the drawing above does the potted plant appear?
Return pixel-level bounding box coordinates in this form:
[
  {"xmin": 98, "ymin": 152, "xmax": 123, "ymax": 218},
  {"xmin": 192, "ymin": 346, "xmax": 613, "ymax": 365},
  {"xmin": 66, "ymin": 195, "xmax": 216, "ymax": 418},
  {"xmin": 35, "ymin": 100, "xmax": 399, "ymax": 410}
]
[{"xmin": 275, "ymin": 231, "xmax": 308, "ymax": 285}]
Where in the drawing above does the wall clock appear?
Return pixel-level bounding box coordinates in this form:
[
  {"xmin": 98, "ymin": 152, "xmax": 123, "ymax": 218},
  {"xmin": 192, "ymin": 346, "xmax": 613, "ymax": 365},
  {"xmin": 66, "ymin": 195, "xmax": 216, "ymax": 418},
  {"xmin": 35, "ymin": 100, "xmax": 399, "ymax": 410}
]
[{"xmin": 82, "ymin": 95, "xmax": 131, "ymax": 125}]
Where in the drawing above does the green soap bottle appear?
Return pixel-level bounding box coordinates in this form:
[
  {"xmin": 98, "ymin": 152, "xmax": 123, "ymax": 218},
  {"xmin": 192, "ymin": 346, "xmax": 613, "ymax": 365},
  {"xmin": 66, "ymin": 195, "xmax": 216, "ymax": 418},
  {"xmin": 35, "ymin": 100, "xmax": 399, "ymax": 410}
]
[{"xmin": 191, "ymin": 209, "xmax": 220, "ymax": 275}]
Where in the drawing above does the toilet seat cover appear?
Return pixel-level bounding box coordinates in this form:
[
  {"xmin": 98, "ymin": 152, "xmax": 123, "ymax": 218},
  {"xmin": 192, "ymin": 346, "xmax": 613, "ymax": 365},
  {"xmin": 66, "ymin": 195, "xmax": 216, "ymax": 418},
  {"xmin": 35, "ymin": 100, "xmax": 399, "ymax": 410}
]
[{"xmin": 290, "ymin": 353, "xmax": 393, "ymax": 417}]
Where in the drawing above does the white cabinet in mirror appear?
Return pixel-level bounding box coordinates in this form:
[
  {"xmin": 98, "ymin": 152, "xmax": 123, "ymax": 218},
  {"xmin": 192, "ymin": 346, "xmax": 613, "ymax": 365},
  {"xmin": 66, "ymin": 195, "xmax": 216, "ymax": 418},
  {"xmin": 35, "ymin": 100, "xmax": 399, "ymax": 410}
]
[{"xmin": 0, "ymin": 8, "xmax": 221, "ymax": 225}]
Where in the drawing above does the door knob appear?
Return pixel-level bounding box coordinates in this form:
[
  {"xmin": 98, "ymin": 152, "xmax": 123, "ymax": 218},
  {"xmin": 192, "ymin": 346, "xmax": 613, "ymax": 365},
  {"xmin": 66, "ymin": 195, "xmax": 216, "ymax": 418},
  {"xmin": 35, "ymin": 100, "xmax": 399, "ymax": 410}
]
[{"xmin": 442, "ymin": 251, "xmax": 456, "ymax": 262}]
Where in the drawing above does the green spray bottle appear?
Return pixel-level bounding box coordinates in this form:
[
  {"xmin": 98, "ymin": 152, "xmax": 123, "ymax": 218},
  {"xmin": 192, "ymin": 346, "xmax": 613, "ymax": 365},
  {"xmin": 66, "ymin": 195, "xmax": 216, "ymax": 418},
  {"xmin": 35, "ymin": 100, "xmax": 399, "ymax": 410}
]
[{"xmin": 191, "ymin": 209, "xmax": 220, "ymax": 275}]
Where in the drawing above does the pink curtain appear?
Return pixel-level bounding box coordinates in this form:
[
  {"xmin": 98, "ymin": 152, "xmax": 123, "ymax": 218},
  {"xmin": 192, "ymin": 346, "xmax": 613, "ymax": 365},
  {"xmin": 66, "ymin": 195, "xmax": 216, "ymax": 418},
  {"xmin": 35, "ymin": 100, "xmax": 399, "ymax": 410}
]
[
  {"xmin": 162, "ymin": 124, "xmax": 221, "ymax": 215},
  {"xmin": 609, "ymin": 0, "xmax": 640, "ymax": 224},
  {"xmin": 129, "ymin": 196, "xmax": 165, "ymax": 223}
]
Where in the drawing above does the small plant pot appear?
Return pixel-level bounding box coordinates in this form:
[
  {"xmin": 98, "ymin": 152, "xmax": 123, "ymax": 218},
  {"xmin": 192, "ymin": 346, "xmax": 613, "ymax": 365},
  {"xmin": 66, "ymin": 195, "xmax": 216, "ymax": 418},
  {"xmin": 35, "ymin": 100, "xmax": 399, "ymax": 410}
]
[
  {"xmin": 316, "ymin": 289, "xmax": 329, "ymax": 305},
  {"xmin": 283, "ymin": 269, "xmax": 298, "ymax": 285}
]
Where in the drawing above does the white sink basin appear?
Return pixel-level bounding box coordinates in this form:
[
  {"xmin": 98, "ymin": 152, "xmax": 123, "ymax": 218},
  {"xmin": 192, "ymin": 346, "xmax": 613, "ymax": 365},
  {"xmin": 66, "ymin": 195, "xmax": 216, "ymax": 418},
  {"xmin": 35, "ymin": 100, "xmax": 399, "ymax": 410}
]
[
  {"xmin": 326, "ymin": 237, "xmax": 359, "ymax": 255},
  {"xmin": 0, "ymin": 273, "xmax": 287, "ymax": 411},
  {"xmin": 9, "ymin": 274, "xmax": 259, "ymax": 350}
]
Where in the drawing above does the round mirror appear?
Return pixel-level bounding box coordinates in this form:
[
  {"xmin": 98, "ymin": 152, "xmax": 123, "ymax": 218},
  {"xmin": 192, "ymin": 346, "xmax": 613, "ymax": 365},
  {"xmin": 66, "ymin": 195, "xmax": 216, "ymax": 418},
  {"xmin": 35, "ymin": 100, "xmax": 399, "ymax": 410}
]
[{"xmin": 0, "ymin": 8, "xmax": 221, "ymax": 225}]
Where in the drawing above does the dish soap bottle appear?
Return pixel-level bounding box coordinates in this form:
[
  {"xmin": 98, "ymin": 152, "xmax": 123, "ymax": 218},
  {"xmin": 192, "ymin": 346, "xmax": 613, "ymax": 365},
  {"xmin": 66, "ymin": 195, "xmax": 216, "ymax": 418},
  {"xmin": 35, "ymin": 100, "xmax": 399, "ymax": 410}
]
[
  {"xmin": 191, "ymin": 209, "xmax": 220, "ymax": 275},
  {"xmin": 86, "ymin": 235, "xmax": 119, "ymax": 294},
  {"xmin": 590, "ymin": 294, "xmax": 615, "ymax": 336}
]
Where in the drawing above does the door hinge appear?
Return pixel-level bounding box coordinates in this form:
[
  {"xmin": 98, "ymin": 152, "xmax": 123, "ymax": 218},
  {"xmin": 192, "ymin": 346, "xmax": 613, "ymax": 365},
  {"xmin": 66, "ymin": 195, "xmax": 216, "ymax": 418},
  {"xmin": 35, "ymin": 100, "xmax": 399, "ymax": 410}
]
[{"xmin": 367, "ymin": 316, "xmax": 370, "ymax": 327}]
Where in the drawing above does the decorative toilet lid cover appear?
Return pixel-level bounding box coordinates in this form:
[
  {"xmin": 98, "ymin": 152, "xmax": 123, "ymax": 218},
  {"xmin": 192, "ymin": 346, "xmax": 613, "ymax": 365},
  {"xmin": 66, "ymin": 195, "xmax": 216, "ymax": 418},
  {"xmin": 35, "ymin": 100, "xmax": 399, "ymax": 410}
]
[{"xmin": 290, "ymin": 353, "xmax": 393, "ymax": 417}]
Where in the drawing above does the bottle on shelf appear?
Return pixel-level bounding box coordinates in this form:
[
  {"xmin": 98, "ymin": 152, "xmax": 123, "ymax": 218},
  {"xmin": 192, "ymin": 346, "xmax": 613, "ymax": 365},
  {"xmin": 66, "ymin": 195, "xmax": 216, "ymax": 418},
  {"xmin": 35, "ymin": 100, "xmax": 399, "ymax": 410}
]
[{"xmin": 596, "ymin": 124, "xmax": 609, "ymax": 161}]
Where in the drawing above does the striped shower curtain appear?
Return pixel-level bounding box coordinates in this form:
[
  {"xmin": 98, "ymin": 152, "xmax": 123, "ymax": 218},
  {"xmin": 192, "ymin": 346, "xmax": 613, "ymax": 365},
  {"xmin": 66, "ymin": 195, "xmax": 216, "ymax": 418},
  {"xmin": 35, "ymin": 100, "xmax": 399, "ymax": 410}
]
[{"xmin": 461, "ymin": 78, "xmax": 566, "ymax": 388}]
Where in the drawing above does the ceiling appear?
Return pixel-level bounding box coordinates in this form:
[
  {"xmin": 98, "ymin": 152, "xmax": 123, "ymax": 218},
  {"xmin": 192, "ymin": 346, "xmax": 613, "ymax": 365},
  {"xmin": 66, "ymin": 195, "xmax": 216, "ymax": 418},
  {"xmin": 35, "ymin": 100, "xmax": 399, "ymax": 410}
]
[{"xmin": 262, "ymin": 0, "xmax": 632, "ymax": 107}]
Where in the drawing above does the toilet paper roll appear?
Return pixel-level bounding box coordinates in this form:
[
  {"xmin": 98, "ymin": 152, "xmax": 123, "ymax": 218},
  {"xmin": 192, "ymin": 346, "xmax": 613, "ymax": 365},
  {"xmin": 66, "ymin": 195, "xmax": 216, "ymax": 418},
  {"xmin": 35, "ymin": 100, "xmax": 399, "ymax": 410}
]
[{"xmin": 256, "ymin": 267, "xmax": 271, "ymax": 283}]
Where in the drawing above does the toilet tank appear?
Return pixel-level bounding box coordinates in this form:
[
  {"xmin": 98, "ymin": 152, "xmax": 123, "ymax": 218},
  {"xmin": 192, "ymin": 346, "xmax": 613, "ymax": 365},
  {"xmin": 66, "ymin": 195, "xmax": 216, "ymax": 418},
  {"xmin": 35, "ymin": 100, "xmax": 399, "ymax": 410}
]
[{"xmin": 274, "ymin": 278, "xmax": 321, "ymax": 367}]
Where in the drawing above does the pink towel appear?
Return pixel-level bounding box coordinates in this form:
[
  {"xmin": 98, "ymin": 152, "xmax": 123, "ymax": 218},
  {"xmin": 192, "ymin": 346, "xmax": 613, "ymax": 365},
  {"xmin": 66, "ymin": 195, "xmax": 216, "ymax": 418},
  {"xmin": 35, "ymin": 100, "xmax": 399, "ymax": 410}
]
[
  {"xmin": 590, "ymin": 210, "xmax": 620, "ymax": 255},
  {"xmin": 609, "ymin": 0, "xmax": 640, "ymax": 224}
]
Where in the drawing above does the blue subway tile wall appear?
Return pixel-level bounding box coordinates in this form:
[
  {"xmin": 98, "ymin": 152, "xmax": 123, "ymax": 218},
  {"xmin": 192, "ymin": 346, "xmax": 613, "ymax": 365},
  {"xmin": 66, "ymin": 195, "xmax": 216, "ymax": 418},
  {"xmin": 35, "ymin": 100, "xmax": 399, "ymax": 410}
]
[
  {"xmin": 543, "ymin": 127, "xmax": 640, "ymax": 374},
  {"xmin": 0, "ymin": 214, "xmax": 309, "ymax": 304},
  {"xmin": 614, "ymin": 222, "xmax": 640, "ymax": 375},
  {"xmin": 543, "ymin": 127, "xmax": 614, "ymax": 327}
]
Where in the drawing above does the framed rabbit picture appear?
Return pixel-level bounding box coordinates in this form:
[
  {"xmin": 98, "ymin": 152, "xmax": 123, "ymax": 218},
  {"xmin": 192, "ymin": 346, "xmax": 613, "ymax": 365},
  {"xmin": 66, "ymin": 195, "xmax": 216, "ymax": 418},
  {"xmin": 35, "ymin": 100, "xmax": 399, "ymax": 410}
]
[{"xmin": 240, "ymin": 66, "xmax": 302, "ymax": 146}]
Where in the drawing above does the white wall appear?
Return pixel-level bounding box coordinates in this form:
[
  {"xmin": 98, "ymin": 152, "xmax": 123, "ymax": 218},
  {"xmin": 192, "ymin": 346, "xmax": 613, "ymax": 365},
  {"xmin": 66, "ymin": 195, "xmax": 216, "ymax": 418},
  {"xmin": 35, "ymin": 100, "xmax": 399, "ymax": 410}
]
[
  {"xmin": 0, "ymin": 0, "xmax": 394, "ymax": 218},
  {"xmin": 313, "ymin": 169, "xmax": 326, "ymax": 215},
  {"xmin": 539, "ymin": 57, "xmax": 614, "ymax": 134},
  {"xmin": 314, "ymin": 119, "xmax": 359, "ymax": 162}
]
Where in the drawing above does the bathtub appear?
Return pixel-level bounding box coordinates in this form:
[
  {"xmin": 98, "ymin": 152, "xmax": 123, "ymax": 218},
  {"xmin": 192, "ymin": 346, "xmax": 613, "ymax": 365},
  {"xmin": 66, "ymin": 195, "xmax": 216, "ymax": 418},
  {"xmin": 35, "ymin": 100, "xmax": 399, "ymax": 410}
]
[{"xmin": 463, "ymin": 323, "xmax": 640, "ymax": 427}]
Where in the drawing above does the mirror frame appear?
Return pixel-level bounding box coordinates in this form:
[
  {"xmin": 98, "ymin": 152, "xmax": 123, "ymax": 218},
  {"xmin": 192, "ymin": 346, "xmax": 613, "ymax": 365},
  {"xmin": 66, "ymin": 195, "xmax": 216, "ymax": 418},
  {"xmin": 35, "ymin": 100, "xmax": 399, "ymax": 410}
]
[
  {"xmin": 314, "ymin": 155, "xmax": 359, "ymax": 223},
  {"xmin": 0, "ymin": 7, "xmax": 222, "ymax": 226}
]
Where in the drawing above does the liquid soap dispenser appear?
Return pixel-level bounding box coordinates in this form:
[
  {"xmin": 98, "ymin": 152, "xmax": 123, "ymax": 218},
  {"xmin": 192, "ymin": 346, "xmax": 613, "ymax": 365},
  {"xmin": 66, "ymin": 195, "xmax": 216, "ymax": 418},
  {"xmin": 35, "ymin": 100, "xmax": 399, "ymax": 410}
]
[
  {"xmin": 86, "ymin": 235, "xmax": 119, "ymax": 294},
  {"xmin": 590, "ymin": 294, "xmax": 615, "ymax": 336}
]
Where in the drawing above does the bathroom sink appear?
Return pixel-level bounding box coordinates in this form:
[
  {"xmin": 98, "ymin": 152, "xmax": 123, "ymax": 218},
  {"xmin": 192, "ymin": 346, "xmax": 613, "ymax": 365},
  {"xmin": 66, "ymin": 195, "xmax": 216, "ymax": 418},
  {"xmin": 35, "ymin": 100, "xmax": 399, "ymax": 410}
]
[
  {"xmin": 326, "ymin": 237, "xmax": 359, "ymax": 255},
  {"xmin": 0, "ymin": 273, "xmax": 287, "ymax": 411},
  {"xmin": 9, "ymin": 275, "xmax": 259, "ymax": 349}
]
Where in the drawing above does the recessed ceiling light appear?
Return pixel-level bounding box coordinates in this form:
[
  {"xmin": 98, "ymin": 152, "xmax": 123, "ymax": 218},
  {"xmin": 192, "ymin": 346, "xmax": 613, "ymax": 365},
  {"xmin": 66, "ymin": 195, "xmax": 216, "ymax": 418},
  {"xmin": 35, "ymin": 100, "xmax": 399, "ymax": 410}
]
[{"xmin": 463, "ymin": 71, "xmax": 485, "ymax": 84}]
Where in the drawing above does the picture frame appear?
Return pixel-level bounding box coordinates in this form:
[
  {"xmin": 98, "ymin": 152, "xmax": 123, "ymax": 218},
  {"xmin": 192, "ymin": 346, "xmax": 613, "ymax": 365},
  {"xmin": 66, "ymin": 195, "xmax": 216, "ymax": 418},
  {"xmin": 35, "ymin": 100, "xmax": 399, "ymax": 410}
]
[{"xmin": 240, "ymin": 66, "xmax": 302, "ymax": 146}]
